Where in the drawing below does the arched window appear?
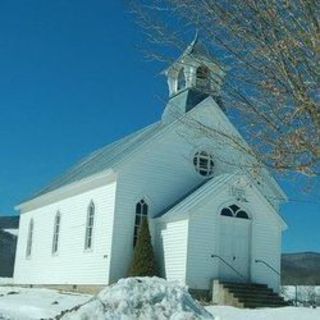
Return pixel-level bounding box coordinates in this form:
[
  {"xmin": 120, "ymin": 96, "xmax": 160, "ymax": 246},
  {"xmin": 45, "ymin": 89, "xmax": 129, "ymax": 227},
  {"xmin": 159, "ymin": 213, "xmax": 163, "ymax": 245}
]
[
  {"xmin": 52, "ymin": 212, "xmax": 61, "ymax": 254},
  {"xmin": 133, "ymin": 199, "xmax": 148, "ymax": 247},
  {"xmin": 220, "ymin": 204, "xmax": 249, "ymax": 219},
  {"xmin": 85, "ymin": 201, "xmax": 95, "ymax": 250},
  {"xmin": 177, "ymin": 68, "xmax": 186, "ymax": 91},
  {"xmin": 26, "ymin": 219, "xmax": 34, "ymax": 258},
  {"xmin": 196, "ymin": 65, "xmax": 210, "ymax": 89}
]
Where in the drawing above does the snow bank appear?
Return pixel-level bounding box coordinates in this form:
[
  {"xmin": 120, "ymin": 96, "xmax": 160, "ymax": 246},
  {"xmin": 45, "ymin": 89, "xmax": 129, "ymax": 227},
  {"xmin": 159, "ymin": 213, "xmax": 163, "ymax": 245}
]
[
  {"xmin": 0, "ymin": 287, "xmax": 91, "ymax": 320},
  {"xmin": 206, "ymin": 305, "xmax": 320, "ymax": 320},
  {"xmin": 0, "ymin": 278, "xmax": 13, "ymax": 285},
  {"xmin": 61, "ymin": 277, "xmax": 213, "ymax": 320}
]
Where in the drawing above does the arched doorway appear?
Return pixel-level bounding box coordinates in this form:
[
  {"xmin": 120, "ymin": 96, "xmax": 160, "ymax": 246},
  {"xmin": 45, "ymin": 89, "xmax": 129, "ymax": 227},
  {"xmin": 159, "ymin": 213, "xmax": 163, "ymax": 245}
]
[{"xmin": 218, "ymin": 204, "xmax": 251, "ymax": 282}]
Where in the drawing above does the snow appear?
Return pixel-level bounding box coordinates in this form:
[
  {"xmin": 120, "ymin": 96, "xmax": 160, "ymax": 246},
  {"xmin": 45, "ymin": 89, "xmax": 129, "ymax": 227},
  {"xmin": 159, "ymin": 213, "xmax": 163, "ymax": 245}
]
[
  {"xmin": 282, "ymin": 286, "xmax": 320, "ymax": 305},
  {"xmin": 0, "ymin": 278, "xmax": 13, "ymax": 285},
  {"xmin": 1, "ymin": 280, "xmax": 320, "ymax": 320},
  {"xmin": 61, "ymin": 277, "xmax": 213, "ymax": 320},
  {"xmin": 206, "ymin": 305, "xmax": 320, "ymax": 320},
  {"xmin": 2, "ymin": 229, "xmax": 18, "ymax": 237},
  {"xmin": 0, "ymin": 286, "xmax": 91, "ymax": 320}
]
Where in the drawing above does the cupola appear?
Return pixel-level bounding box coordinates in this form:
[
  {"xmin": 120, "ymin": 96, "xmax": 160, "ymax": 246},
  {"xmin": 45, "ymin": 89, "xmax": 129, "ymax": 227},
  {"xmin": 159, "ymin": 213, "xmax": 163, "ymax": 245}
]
[{"xmin": 162, "ymin": 35, "xmax": 225, "ymax": 123}]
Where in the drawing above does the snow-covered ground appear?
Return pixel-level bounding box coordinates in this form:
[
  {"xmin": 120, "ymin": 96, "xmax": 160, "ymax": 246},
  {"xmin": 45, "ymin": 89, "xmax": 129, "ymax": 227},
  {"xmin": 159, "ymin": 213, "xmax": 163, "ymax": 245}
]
[
  {"xmin": 0, "ymin": 286, "xmax": 91, "ymax": 320},
  {"xmin": 0, "ymin": 278, "xmax": 13, "ymax": 285},
  {"xmin": 1, "ymin": 279, "xmax": 320, "ymax": 320},
  {"xmin": 207, "ymin": 305, "xmax": 320, "ymax": 320},
  {"xmin": 282, "ymin": 285, "xmax": 320, "ymax": 305}
]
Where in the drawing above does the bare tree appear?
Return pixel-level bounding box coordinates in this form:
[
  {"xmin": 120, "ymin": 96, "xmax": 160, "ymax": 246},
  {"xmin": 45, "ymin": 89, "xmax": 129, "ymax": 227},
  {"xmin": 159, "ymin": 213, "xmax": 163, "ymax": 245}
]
[{"xmin": 129, "ymin": 0, "xmax": 320, "ymax": 177}]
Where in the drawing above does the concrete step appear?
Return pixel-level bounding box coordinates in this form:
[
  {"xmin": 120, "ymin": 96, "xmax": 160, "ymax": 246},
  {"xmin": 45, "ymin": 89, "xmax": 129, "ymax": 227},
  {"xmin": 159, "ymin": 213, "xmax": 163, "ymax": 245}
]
[
  {"xmin": 233, "ymin": 291, "xmax": 285, "ymax": 301},
  {"xmin": 221, "ymin": 281, "xmax": 268, "ymax": 288},
  {"xmin": 224, "ymin": 286, "xmax": 275, "ymax": 294},
  {"xmin": 220, "ymin": 282, "xmax": 289, "ymax": 309},
  {"xmin": 237, "ymin": 296, "xmax": 286, "ymax": 304}
]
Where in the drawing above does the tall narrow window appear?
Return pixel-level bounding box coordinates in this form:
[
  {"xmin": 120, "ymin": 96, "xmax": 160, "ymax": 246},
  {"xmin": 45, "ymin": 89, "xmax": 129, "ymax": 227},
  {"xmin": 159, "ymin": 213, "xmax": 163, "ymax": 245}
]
[
  {"xmin": 85, "ymin": 201, "xmax": 95, "ymax": 250},
  {"xmin": 133, "ymin": 199, "xmax": 148, "ymax": 247},
  {"xmin": 52, "ymin": 212, "xmax": 61, "ymax": 254},
  {"xmin": 26, "ymin": 219, "xmax": 34, "ymax": 258},
  {"xmin": 177, "ymin": 68, "xmax": 186, "ymax": 91}
]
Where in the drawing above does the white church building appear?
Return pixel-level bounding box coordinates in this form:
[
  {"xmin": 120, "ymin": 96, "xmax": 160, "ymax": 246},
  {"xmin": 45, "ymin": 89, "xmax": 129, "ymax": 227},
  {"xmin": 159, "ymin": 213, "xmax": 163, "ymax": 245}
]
[{"xmin": 14, "ymin": 38, "xmax": 287, "ymax": 293}]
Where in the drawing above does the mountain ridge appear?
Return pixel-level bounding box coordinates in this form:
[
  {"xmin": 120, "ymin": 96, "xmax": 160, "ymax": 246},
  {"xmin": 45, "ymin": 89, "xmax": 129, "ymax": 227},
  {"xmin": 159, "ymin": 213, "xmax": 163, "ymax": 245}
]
[{"xmin": 281, "ymin": 252, "xmax": 320, "ymax": 285}]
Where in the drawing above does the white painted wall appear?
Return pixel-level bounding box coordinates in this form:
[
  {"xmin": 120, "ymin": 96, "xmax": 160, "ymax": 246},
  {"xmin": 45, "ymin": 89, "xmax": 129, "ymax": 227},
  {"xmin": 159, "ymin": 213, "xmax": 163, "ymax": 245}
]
[
  {"xmin": 108, "ymin": 106, "xmax": 232, "ymax": 283},
  {"xmin": 108, "ymin": 98, "xmax": 284, "ymax": 285},
  {"xmin": 159, "ymin": 219, "xmax": 189, "ymax": 283},
  {"xmin": 13, "ymin": 96, "xmax": 284, "ymax": 289},
  {"xmin": 249, "ymin": 185, "xmax": 282, "ymax": 292},
  {"xmin": 14, "ymin": 181, "xmax": 117, "ymax": 285},
  {"xmin": 185, "ymin": 182, "xmax": 282, "ymax": 291}
]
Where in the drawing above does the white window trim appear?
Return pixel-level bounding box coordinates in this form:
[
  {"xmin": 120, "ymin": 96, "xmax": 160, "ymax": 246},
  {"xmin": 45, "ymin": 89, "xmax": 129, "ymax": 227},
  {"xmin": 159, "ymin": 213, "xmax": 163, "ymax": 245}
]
[
  {"xmin": 133, "ymin": 198, "xmax": 149, "ymax": 247},
  {"xmin": 84, "ymin": 201, "xmax": 95, "ymax": 252},
  {"xmin": 193, "ymin": 150, "xmax": 215, "ymax": 177},
  {"xmin": 218, "ymin": 201, "xmax": 252, "ymax": 220},
  {"xmin": 26, "ymin": 218, "xmax": 34, "ymax": 259},
  {"xmin": 52, "ymin": 212, "xmax": 61, "ymax": 256}
]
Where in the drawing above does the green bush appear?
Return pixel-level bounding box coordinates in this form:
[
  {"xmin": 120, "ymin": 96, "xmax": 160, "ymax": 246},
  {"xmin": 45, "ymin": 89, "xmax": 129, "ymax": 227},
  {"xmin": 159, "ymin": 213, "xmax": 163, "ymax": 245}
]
[{"xmin": 128, "ymin": 218, "xmax": 158, "ymax": 277}]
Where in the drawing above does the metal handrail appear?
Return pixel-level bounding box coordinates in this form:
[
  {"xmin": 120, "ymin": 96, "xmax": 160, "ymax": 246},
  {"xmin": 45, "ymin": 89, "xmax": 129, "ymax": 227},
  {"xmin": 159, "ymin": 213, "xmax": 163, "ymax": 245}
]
[
  {"xmin": 211, "ymin": 254, "xmax": 247, "ymax": 282},
  {"xmin": 255, "ymin": 259, "xmax": 281, "ymax": 277}
]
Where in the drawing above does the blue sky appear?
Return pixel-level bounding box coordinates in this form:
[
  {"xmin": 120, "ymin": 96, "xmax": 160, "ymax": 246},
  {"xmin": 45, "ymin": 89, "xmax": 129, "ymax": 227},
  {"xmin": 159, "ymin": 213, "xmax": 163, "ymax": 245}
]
[{"xmin": 0, "ymin": 1, "xmax": 318, "ymax": 253}]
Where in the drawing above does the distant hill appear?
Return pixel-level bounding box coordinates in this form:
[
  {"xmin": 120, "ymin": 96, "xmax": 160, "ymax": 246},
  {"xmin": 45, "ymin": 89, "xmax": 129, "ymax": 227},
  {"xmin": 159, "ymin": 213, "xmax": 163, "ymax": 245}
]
[
  {"xmin": 282, "ymin": 252, "xmax": 320, "ymax": 285},
  {"xmin": 0, "ymin": 229, "xmax": 17, "ymax": 277},
  {"xmin": 0, "ymin": 215, "xmax": 19, "ymax": 277},
  {"xmin": 0, "ymin": 216, "xmax": 19, "ymax": 230}
]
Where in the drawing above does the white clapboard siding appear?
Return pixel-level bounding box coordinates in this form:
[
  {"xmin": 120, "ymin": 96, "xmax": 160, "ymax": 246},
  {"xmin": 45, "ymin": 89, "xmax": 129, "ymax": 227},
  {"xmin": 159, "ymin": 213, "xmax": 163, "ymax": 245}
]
[
  {"xmin": 186, "ymin": 203, "xmax": 220, "ymax": 290},
  {"xmin": 108, "ymin": 117, "xmax": 228, "ymax": 283},
  {"xmin": 186, "ymin": 184, "xmax": 282, "ymax": 291},
  {"xmin": 246, "ymin": 187, "xmax": 282, "ymax": 292},
  {"xmin": 161, "ymin": 219, "xmax": 189, "ymax": 283},
  {"xmin": 14, "ymin": 181, "xmax": 117, "ymax": 285}
]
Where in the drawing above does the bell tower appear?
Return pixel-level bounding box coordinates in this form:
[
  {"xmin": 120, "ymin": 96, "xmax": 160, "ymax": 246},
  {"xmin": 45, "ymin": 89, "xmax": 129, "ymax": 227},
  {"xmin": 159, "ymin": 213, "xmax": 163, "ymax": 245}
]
[{"xmin": 162, "ymin": 35, "xmax": 225, "ymax": 123}]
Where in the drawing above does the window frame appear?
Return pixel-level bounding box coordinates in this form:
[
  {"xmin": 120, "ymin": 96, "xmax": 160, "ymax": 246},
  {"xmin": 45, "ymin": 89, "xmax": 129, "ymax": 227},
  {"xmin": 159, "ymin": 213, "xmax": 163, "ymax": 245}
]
[
  {"xmin": 26, "ymin": 218, "xmax": 34, "ymax": 258},
  {"xmin": 52, "ymin": 211, "xmax": 61, "ymax": 255},
  {"xmin": 133, "ymin": 199, "xmax": 149, "ymax": 247},
  {"xmin": 193, "ymin": 151, "xmax": 215, "ymax": 177},
  {"xmin": 220, "ymin": 204, "xmax": 250, "ymax": 220},
  {"xmin": 84, "ymin": 201, "xmax": 95, "ymax": 251}
]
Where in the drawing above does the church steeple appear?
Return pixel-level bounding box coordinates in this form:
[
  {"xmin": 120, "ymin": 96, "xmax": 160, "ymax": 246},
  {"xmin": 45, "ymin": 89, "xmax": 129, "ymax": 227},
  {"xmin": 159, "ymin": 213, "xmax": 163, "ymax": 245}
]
[
  {"xmin": 164, "ymin": 35, "xmax": 224, "ymax": 97},
  {"xmin": 162, "ymin": 36, "xmax": 225, "ymax": 123}
]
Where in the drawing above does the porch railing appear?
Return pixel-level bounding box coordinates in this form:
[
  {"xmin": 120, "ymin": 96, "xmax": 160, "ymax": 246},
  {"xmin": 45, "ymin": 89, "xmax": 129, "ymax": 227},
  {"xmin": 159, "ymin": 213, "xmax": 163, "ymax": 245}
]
[
  {"xmin": 255, "ymin": 259, "xmax": 281, "ymax": 277},
  {"xmin": 211, "ymin": 254, "xmax": 247, "ymax": 282}
]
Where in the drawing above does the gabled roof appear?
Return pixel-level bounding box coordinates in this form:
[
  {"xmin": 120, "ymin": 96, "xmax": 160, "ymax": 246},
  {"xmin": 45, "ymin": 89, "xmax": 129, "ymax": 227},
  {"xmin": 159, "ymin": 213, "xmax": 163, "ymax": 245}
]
[
  {"xmin": 154, "ymin": 173, "xmax": 236, "ymax": 219},
  {"xmin": 28, "ymin": 122, "xmax": 162, "ymax": 201},
  {"xmin": 153, "ymin": 178, "xmax": 212, "ymax": 219},
  {"xmin": 154, "ymin": 172, "xmax": 287, "ymax": 230},
  {"xmin": 162, "ymin": 88, "xmax": 210, "ymax": 123}
]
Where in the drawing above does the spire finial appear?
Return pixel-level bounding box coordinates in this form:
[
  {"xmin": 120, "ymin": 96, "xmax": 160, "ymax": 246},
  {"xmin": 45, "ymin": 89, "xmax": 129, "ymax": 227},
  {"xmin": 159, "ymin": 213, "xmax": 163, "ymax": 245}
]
[{"xmin": 192, "ymin": 30, "xmax": 199, "ymax": 45}]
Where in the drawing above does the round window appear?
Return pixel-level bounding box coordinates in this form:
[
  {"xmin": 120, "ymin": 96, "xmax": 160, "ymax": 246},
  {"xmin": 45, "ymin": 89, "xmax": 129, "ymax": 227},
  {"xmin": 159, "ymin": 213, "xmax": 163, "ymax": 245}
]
[{"xmin": 193, "ymin": 151, "xmax": 214, "ymax": 177}]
